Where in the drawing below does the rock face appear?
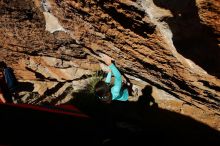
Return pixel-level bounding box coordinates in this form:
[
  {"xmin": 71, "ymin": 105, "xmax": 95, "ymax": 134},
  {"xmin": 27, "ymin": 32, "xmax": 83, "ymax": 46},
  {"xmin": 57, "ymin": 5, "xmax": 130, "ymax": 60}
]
[{"xmin": 0, "ymin": 0, "xmax": 219, "ymax": 130}]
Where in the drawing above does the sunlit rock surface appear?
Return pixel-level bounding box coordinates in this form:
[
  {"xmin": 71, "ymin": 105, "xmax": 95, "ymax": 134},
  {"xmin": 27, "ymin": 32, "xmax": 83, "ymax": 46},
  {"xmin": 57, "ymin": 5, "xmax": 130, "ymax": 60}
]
[{"xmin": 0, "ymin": 0, "xmax": 219, "ymax": 130}]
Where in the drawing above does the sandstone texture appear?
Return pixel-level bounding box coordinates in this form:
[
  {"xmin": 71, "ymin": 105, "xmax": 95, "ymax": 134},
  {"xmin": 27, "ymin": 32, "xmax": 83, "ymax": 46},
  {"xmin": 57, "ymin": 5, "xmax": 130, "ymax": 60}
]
[{"xmin": 0, "ymin": 0, "xmax": 219, "ymax": 130}]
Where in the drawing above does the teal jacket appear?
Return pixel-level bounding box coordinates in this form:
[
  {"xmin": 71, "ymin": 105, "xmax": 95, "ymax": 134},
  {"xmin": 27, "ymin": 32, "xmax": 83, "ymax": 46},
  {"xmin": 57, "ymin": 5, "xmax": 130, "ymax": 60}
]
[{"xmin": 105, "ymin": 64, "xmax": 128, "ymax": 101}]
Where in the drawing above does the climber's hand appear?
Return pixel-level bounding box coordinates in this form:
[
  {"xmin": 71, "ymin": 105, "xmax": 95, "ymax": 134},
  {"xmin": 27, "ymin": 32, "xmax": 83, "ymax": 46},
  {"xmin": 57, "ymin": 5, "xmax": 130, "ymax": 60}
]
[
  {"xmin": 100, "ymin": 63, "xmax": 111, "ymax": 72},
  {"xmin": 99, "ymin": 53, "xmax": 113, "ymax": 66}
]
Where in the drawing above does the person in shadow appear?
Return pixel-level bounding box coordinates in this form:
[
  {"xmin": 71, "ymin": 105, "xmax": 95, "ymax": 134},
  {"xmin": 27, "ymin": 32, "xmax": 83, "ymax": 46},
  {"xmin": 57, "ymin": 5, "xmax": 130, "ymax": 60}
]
[
  {"xmin": 137, "ymin": 85, "xmax": 158, "ymax": 109},
  {"xmin": 0, "ymin": 61, "xmax": 13, "ymax": 103}
]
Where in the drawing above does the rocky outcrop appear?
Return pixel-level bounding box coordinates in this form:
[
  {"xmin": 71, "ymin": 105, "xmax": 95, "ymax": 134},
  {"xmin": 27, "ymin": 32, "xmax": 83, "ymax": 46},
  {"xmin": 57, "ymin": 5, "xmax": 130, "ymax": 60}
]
[
  {"xmin": 152, "ymin": 0, "xmax": 220, "ymax": 77},
  {"xmin": 0, "ymin": 0, "xmax": 219, "ymax": 130}
]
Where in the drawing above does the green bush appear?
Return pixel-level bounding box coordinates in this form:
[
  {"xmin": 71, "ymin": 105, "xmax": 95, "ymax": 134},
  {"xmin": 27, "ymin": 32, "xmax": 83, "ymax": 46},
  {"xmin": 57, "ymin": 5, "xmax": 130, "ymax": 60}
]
[
  {"xmin": 86, "ymin": 71, "xmax": 105, "ymax": 95},
  {"xmin": 70, "ymin": 71, "xmax": 105, "ymax": 110}
]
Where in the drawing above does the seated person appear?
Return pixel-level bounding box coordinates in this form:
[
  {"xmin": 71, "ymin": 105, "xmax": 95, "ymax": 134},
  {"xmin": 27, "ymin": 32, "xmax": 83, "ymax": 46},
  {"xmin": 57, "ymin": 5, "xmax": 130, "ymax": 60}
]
[{"xmin": 0, "ymin": 61, "xmax": 13, "ymax": 103}]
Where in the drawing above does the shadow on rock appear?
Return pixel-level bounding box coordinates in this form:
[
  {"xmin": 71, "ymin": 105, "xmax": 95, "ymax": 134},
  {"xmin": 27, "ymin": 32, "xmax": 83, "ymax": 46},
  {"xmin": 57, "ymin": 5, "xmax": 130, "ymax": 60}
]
[
  {"xmin": 153, "ymin": 0, "xmax": 220, "ymax": 78},
  {"xmin": 70, "ymin": 85, "xmax": 220, "ymax": 145}
]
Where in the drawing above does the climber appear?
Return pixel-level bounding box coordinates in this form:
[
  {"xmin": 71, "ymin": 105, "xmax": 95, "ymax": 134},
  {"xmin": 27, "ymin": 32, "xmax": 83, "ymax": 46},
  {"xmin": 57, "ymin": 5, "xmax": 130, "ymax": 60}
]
[{"xmin": 94, "ymin": 53, "xmax": 129, "ymax": 103}]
